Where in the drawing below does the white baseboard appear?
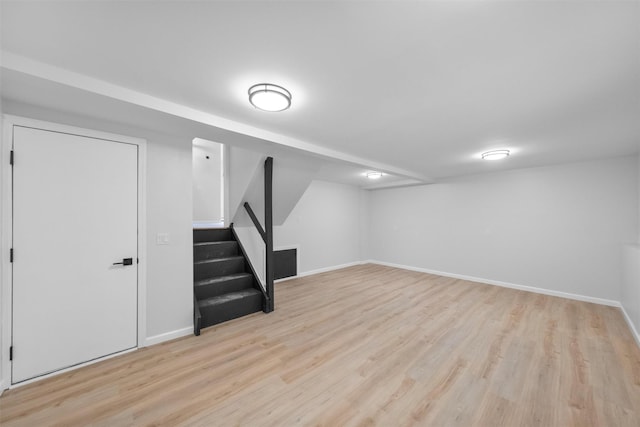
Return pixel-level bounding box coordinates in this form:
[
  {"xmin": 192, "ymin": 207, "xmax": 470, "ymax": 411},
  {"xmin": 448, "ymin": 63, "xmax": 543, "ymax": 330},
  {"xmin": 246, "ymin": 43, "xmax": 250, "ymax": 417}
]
[
  {"xmin": 621, "ymin": 305, "xmax": 640, "ymax": 348},
  {"xmin": 276, "ymin": 261, "xmax": 365, "ymax": 283},
  {"xmin": 367, "ymin": 260, "xmax": 621, "ymax": 308},
  {"xmin": 8, "ymin": 347, "xmax": 137, "ymax": 389},
  {"xmin": 144, "ymin": 326, "xmax": 193, "ymax": 347}
]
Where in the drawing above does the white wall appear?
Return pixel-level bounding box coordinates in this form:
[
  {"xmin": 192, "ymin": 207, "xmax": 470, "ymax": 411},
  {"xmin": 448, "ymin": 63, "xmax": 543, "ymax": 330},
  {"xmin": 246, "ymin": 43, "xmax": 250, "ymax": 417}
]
[
  {"xmin": 228, "ymin": 146, "xmax": 264, "ymax": 224},
  {"xmin": 0, "ymin": 86, "xmax": 6, "ymax": 391},
  {"xmin": 232, "ymin": 154, "xmax": 323, "ymax": 228},
  {"xmin": 2, "ymin": 102, "xmax": 193, "ymax": 342},
  {"xmin": 622, "ymin": 245, "xmax": 640, "ymax": 344},
  {"xmin": 234, "ymin": 224, "xmax": 266, "ymax": 287},
  {"xmin": 235, "ymin": 180, "xmax": 365, "ymax": 284},
  {"xmin": 231, "ymin": 154, "xmax": 323, "ymax": 285},
  {"xmin": 145, "ymin": 134, "xmax": 193, "ymax": 339},
  {"xmin": 368, "ymin": 156, "xmax": 638, "ymax": 303},
  {"xmin": 359, "ymin": 189, "xmax": 371, "ymax": 262},
  {"xmin": 275, "ymin": 180, "xmax": 364, "ymax": 275},
  {"xmin": 192, "ymin": 139, "xmax": 223, "ymax": 225},
  {"xmin": 622, "ymin": 153, "xmax": 640, "ymax": 345}
]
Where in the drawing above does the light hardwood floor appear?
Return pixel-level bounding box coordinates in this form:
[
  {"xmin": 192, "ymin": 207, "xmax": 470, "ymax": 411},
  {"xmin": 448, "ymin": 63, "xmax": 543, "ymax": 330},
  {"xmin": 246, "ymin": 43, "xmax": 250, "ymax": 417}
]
[{"xmin": 1, "ymin": 264, "xmax": 639, "ymax": 426}]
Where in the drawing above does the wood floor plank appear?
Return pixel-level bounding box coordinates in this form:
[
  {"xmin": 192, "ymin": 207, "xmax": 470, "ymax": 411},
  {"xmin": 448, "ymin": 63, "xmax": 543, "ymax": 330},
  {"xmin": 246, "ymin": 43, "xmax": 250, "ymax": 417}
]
[{"xmin": 1, "ymin": 264, "xmax": 639, "ymax": 426}]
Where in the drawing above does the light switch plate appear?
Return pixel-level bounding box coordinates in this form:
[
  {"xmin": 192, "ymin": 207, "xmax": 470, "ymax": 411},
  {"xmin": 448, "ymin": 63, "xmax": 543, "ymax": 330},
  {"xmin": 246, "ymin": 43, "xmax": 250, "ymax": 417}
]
[{"xmin": 156, "ymin": 233, "xmax": 170, "ymax": 245}]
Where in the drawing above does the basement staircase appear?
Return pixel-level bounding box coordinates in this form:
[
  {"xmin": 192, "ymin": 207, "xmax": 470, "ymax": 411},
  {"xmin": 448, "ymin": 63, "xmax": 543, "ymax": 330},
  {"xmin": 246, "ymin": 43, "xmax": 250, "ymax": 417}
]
[{"xmin": 193, "ymin": 228, "xmax": 264, "ymax": 335}]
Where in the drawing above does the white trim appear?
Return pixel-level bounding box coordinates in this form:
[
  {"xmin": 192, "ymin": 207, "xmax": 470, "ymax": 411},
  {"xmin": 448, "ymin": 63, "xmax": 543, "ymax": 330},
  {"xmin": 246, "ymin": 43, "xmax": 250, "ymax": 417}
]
[
  {"xmin": 7, "ymin": 347, "xmax": 137, "ymax": 390},
  {"xmin": 1, "ymin": 51, "xmax": 432, "ymax": 184},
  {"xmin": 0, "ymin": 115, "xmax": 148, "ymax": 389},
  {"xmin": 620, "ymin": 305, "xmax": 640, "ymax": 348},
  {"xmin": 219, "ymin": 142, "xmax": 225, "ymax": 223},
  {"xmin": 366, "ymin": 260, "xmax": 622, "ymax": 307},
  {"xmin": 276, "ymin": 260, "xmax": 365, "ymax": 283},
  {"xmin": 144, "ymin": 327, "xmax": 193, "ymax": 347},
  {"xmin": 1, "ymin": 116, "xmax": 12, "ymax": 394},
  {"xmin": 137, "ymin": 139, "xmax": 148, "ymax": 348},
  {"xmin": 222, "ymin": 144, "xmax": 230, "ymax": 228}
]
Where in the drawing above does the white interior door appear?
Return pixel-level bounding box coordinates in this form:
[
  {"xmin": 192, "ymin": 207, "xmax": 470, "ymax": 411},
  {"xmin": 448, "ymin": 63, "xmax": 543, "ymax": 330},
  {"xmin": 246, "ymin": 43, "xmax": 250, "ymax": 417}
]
[{"xmin": 12, "ymin": 126, "xmax": 138, "ymax": 384}]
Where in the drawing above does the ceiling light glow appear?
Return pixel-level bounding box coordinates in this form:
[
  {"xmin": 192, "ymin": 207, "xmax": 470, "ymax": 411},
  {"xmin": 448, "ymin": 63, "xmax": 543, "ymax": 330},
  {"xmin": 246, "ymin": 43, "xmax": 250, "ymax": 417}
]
[
  {"xmin": 366, "ymin": 172, "xmax": 383, "ymax": 179},
  {"xmin": 248, "ymin": 83, "xmax": 292, "ymax": 112},
  {"xmin": 481, "ymin": 149, "xmax": 510, "ymax": 160}
]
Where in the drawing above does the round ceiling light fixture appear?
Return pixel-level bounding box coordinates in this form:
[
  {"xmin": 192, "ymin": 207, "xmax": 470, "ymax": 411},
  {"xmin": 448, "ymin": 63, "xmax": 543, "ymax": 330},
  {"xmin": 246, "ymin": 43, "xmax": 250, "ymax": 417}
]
[
  {"xmin": 248, "ymin": 83, "xmax": 292, "ymax": 112},
  {"xmin": 366, "ymin": 171, "xmax": 383, "ymax": 179},
  {"xmin": 482, "ymin": 149, "xmax": 510, "ymax": 160}
]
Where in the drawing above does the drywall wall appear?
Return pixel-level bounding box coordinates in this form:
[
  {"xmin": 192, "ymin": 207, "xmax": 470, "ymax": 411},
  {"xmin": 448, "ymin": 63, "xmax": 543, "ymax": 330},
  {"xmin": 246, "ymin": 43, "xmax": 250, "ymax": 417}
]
[
  {"xmin": 622, "ymin": 245, "xmax": 640, "ymax": 344},
  {"xmin": 275, "ymin": 180, "xmax": 364, "ymax": 274},
  {"xmin": 368, "ymin": 156, "xmax": 638, "ymax": 302},
  {"xmin": 144, "ymin": 133, "xmax": 193, "ymax": 338},
  {"xmin": 228, "ymin": 146, "xmax": 264, "ymax": 223},
  {"xmin": 359, "ymin": 189, "xmax": 371, "ymax": 262},
  {"xmin": 621, "ymin": 153, "xmax": 640, "ymax": 345},
  {"xmin": 234, "ymin": 224, "xmax": 266, "ymax": 287},
  {"xmin": 0, "ymin": 93, "xmax": 6, "ymax": 391},
  {"xmin": 234, "ymin": 180, "xmax": 365, "ymax": 283},
  {"xmin": 233, "ymin": 154, "xmax": 323, "ymax": 227},
  {"xmin": 192, "ymin": 138, "xmax": 223, "ymax": 225},
  {"xmin": 2, "ymin": 101, "xmax": 193, "ymax": 341},
  {"xmin": 232, "ymin": 154, "xmax": 323, "ymax": 284}
]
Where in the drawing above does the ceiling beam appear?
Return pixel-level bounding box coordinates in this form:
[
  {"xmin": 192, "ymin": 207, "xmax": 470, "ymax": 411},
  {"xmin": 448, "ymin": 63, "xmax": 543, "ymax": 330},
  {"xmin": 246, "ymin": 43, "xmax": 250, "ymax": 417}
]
[{"xmin": 1, "ymin": 51, "xmax": 434, "ymax": 184}]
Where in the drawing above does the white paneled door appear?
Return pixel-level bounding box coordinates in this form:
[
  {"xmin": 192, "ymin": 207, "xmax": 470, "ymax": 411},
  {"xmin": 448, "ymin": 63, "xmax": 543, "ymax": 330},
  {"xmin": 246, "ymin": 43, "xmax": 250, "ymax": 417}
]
[{"xmin": 12, "ymin": 126, "xmax": 138, "ymax": 384}]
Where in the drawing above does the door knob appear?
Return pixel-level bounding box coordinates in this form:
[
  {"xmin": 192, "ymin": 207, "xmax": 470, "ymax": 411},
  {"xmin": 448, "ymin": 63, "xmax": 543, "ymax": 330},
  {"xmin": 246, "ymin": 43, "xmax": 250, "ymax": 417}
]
[{"xmin": 113, "ymin": 258, "xmax": 133, "ymax": 266}]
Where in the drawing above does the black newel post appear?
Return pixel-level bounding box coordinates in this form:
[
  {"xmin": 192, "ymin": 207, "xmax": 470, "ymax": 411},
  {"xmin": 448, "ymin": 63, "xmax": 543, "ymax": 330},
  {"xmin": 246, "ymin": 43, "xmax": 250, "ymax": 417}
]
[{"xmin": 265, "ymin": 157, "xmax": 274, "ymax": 312}]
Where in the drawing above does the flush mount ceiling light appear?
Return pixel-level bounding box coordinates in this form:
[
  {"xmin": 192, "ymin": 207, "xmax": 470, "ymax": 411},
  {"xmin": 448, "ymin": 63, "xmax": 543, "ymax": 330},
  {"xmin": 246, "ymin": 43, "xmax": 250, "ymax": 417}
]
[
  {"xmin": 248, "ymin": 83, "xmax": 292, "ymax": 112},
  {"xmin": 482, "ymin": 149, "xmax": 510, "ymax": 160},
  {"xmin": 366, "ymin": 171, "xmax": 383, "ymax": 179}
]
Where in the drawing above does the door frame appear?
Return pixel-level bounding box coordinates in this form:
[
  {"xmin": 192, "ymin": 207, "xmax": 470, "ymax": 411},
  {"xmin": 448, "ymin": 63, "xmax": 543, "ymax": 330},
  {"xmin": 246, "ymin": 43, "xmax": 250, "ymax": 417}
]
[{"xmin": 0, "ymin": 115, "xmax": 148, "ymax": 390}]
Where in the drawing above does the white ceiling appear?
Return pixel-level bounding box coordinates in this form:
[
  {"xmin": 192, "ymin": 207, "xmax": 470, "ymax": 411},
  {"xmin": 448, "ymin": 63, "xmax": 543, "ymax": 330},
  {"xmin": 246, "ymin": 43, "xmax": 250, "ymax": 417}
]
[{"xmin": 1, "ymin": 1, "xmax": 639, "ymax": 183}]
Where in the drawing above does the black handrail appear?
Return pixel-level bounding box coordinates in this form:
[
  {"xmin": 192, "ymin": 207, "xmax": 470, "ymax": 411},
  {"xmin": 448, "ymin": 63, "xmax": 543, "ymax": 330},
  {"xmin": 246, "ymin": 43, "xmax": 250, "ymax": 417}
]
[
  {"xmin": 243, "ymin": 157, "xmax": 274, "ymax": 313},
  {"xmin": 244, "ymin": 202, "xmax": 266, "ymax": 242}
]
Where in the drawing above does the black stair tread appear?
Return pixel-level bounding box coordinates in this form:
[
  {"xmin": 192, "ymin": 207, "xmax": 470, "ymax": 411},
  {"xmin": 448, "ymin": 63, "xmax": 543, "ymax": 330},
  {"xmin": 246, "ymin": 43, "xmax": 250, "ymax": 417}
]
[
  {"xmin": 194, "ymin": 255, "xmax": 244, "ymax": 265},
  {"xmin": 198, "ymin": 289, "xmax": 261, "ymax": 307},
  {"xmin": 193, "ymin": 241, "xmax": 236, "ymax": 247},
  {"xmin": 195, "ymin": 272, "xmax": 253, "ymax": 287}
]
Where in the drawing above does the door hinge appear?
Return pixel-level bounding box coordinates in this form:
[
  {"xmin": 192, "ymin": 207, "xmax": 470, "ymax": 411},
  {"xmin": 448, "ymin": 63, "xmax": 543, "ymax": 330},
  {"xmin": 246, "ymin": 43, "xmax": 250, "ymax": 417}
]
[
  {"xmin": 10, "ymin": 248, "xmax": 13, "ymax": 263},
  {"xmin": 10, "ymin": 150, "xmax": 14, "ymax": 166},
  {"xmin": 9, "ymin": 346, "xmax": 13, "ymax": 361},
  {"xmin": 137, "ymin": 258, "xmax": 139, "ymax": 264}
]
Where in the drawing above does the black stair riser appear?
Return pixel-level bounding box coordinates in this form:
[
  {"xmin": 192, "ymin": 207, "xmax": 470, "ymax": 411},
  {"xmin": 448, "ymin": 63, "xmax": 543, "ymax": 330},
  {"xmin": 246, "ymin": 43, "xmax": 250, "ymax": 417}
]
[
  {"xmin": 194, "ymin": 242, "xmax": 238, "ymax": 261},
  {"xmin": 193, "ymin": 228, "xmax": 233, "ymax": 243},
  {"xmin": 194, "ymin": 257, "xmax": 245, "ymax": 281},
  {"xmin": 199, "ymin": 293, "xmax": 263, "ymax": 328},
  {"xmin": 192, "ymin": 227, "xmax": 265, "ymax": 335},
  {"xmin": 195, "ymin": 275, "xmax": 255, "ymax": 300}
]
